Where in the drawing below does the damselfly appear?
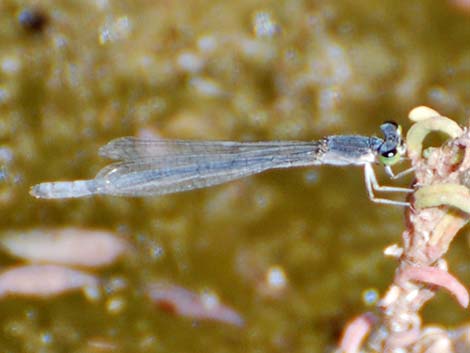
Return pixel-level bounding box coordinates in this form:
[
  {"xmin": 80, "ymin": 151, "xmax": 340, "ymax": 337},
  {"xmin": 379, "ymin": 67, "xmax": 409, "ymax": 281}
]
[{"xmin": 30, "ymin": 122, "xmax": 413, "ymax": 206}]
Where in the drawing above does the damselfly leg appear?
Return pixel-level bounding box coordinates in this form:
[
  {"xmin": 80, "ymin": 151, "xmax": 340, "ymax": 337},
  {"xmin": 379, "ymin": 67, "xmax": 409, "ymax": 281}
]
[{"xmin": 364, "ymin": 163, "xmax": 413, "ymax": 206}]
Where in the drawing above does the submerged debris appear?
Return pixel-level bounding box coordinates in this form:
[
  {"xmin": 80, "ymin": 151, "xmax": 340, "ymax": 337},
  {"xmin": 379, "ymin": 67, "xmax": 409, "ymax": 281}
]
[
  {"xmin": 252, "ymin": 11, "xmax": 281, "ymax": 38},
  {"xmin": 0, "ymin": 227, "xmax": 130, "ymax": 268},
  {"xmin": 18, "ymin": 8, "xmax": 48, "ymax": 33},
  {"xmin": 146, "ymin": 281, "xmax": 244, "ymax": 326},
  {"xmin": 0, "ymin": 264, "xmax": 100, "ymax": 300},
  {"xmin": 98, "ymin": 16, "xmax": 132, "ymax": 44}
]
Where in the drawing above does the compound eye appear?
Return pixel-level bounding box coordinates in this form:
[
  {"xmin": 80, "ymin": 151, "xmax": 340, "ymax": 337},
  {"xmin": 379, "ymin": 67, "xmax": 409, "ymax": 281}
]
[
  {"xmin": 382, "ymin": 121, "xmax": 398, "ymax": 129},
  {"xmin": 379, "ymin": 148, "xmax": 401, "ymax": 165}
]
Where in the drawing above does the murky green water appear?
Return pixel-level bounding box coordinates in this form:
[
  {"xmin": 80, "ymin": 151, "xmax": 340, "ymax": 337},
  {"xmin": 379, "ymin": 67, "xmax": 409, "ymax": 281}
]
[{"xmin": 1, "ymin": 0, "xmax": 470, "ymax": 352}]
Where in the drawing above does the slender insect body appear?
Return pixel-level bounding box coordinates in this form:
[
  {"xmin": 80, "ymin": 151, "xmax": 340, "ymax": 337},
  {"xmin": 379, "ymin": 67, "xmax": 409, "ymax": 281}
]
[
  {"xmin": 32, "ymin": 180, "xmax": 99, "ymax": 199},
  {"xmin": 30, "ymin": 121, "xmax": 412, "ymax": 205}
]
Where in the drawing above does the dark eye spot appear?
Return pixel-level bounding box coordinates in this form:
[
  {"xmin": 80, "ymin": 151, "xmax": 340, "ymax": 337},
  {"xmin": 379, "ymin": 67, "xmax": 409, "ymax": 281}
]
[
  {"xmin": 18, "ymin": 8, "xmax": 48, "ymax": 33},
  {"xmin": 381, "ymin": 148, "xmax": 397, "ymax": 158}
]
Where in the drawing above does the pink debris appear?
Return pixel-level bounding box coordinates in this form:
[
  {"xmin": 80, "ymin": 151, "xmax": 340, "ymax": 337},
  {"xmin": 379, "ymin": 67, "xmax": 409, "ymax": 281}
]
[
  {"xmin": 397, "ymin": 265, "xmax": 469, "ymax": 308},
  {"xmin": 0, "ymin": 228, "xmax": 130, "ymax": 268},
  {"xmin": 146, "ymin": 281, "xmax": 244, "ymax": 326},
  {"xmin": 338, "ymin": 312, "xmax": 376, "ymax": 353},
  {"xmin": 0, "ymin": 264, "xmax": 99, "ymax": 299}
]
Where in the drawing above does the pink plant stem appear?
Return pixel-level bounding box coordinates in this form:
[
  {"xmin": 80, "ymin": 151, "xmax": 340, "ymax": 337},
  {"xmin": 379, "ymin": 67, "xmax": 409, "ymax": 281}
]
[
  {"xmin": 338, "ymin": 312, "xmax": 377, "ymax": 353},
  {"xmin": 377, "ymin": 116, "xmax": 470, "ymax": 352},
  {"xmin": 384, "ymin": 324, "xmax": 421, "ymax": 350},
  {"xmin": 397, "ymin": 265, "xmax": 469, "ymax": 308}
]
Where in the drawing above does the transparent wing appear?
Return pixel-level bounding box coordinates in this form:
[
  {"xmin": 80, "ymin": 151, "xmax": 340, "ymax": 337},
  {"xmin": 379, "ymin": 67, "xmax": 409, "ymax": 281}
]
[
  {"xmin": 98, "ymin": 137, "xmax": 313, "ymax": 161},
  {"xmin": 93, "ymin": 140, "xmax": 321, "ymax": 196}
]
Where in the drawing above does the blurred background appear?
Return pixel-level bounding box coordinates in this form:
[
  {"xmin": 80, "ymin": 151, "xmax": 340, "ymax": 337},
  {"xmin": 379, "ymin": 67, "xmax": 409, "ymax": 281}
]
[{"xmin": 1, "ymin": 0, "xmax": 470, "ymax": 352}]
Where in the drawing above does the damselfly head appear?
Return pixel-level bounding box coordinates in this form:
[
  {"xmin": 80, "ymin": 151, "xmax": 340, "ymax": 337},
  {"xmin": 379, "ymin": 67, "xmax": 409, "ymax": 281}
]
[{"xmin": 378, "ymin": 121, "xmax": 405, "ymax": 166}]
